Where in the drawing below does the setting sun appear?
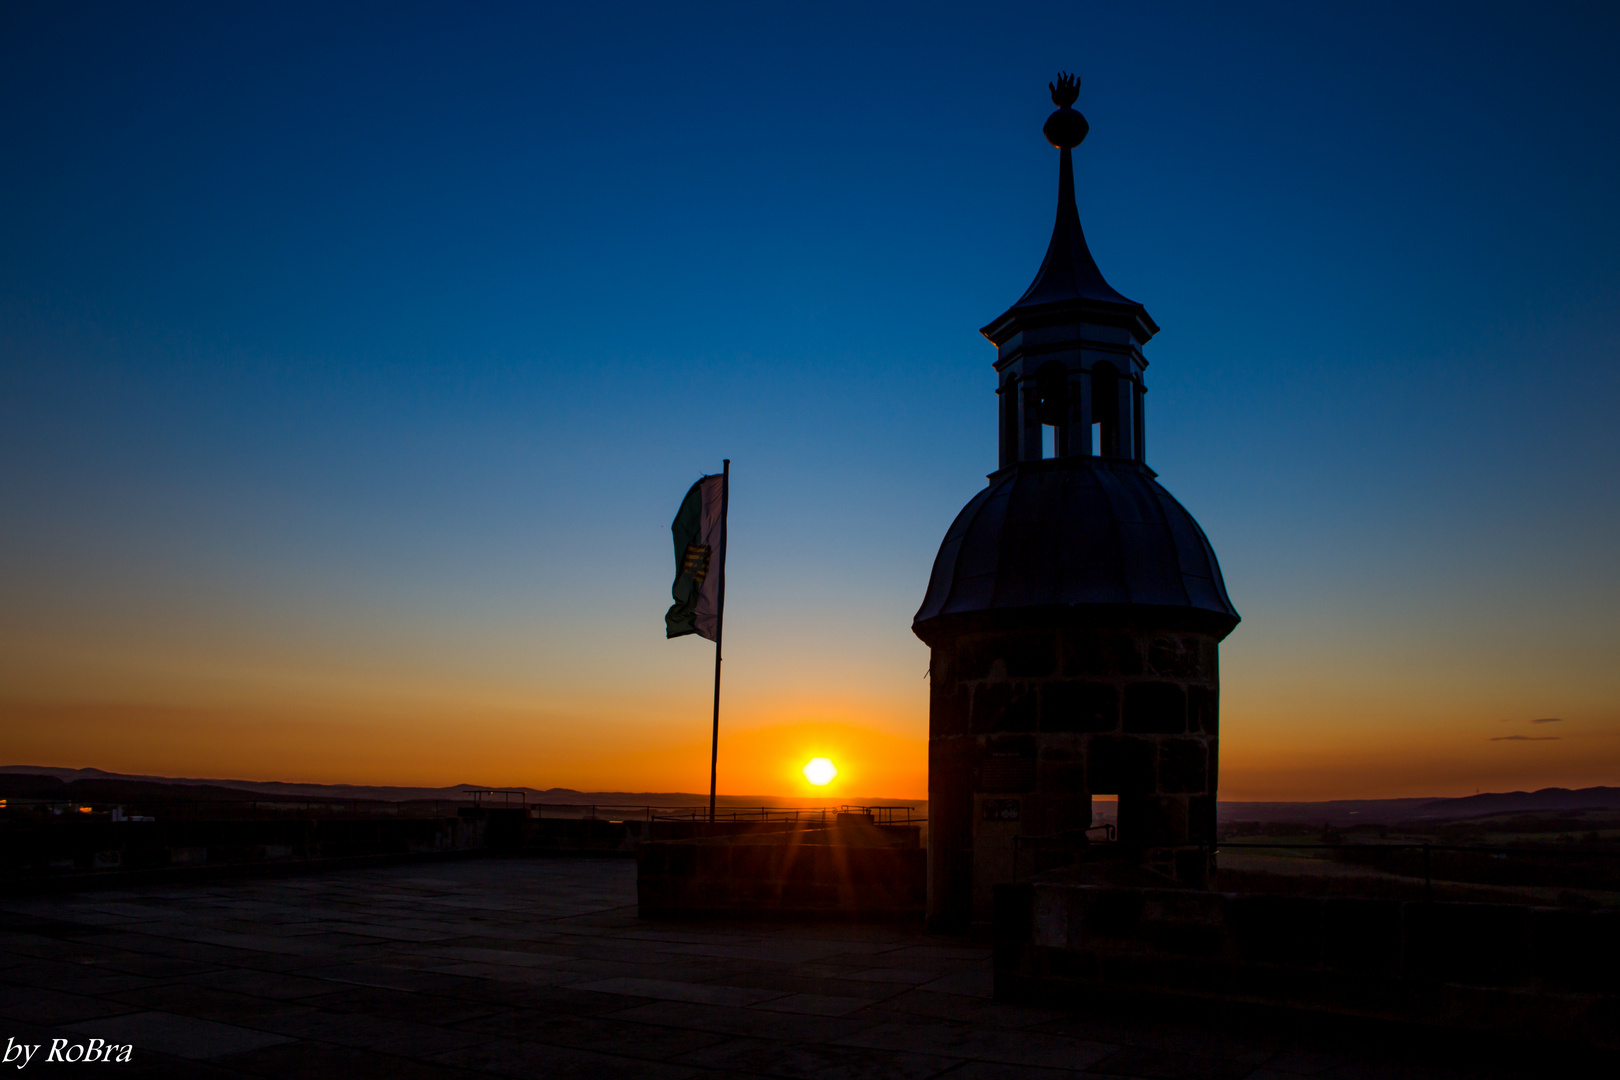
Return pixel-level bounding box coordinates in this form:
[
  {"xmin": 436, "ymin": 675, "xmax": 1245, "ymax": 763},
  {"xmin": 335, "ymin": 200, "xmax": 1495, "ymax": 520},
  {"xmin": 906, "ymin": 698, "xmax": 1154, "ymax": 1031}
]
[{"xmin": 802, "ymin": 757, "xmax": 837, "ymax": 786}]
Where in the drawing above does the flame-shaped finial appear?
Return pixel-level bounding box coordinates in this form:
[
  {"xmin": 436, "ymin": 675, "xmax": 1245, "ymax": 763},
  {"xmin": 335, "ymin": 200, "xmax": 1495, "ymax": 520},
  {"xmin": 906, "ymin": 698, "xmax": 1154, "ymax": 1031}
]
[
  {"xmin": 1049, "ymin": 72, "xmax": 1080, "ymax": 108},
  {"xmin": 1042, "ymin": 72, "xmax": 1088, "ymax": 149}
]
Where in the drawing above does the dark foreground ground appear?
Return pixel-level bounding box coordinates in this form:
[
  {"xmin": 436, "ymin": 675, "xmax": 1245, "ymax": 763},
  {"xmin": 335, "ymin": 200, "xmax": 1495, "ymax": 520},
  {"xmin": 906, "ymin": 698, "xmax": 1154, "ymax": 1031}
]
[{"xmin": 0, "ymin": 857, "xmax": 1604, "ymax": 1078}]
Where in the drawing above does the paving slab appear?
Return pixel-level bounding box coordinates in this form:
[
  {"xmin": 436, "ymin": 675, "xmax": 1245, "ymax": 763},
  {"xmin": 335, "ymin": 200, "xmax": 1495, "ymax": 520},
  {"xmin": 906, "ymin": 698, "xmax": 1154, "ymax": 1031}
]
[
  {"xmin": 249, "ymin": 1007, "xmax": 495, "ymax": 1056},
  {"xmin": 457, "ymin": 1012, "xmax": 728, "ymax": 1058},
  {"xmin": 294, "ymin": 961, "xmax": 489, "ymax": 994},
  {"xmin": 182, "ymin": 967, "xmax": 344, "ymax": 1000},
  {"xmin": 840, "ymin": 966, "xmax": 942, "ymax": 984},
  {"xmin": 431, "ymin": 1038, "xmax": 702, "ymax": 1079},
  {"xmin": 696, "ymin": 967, "xmax": 912, "ymax": 1000},
  {"xmin": 64, "ymin": 1009, "xmax": 292, "ymax": 1060},
  {"xmin": 0, "ymin": 984, "xmax": 139, "ymax": 1025},
  {"xmin": 105, "ymin": 983, "xmax": 312, "ymax": 1026},
  {"xmin": 220, "ymin": 1040, "xmax": 488, "ymax": 1080},
  {"xmin": 0, "ymin": 954, "xmax": 162, "ymax": 995},
  {"xmin": 411, "ymin": 959, "xmax": 582, "ymax": 985},
  {"xmin": 835, "ymin": 1020, "xmax": 1116, "ymax": 1070},
  {"xmin": 751, "ymin": 992, "xmax": 874, "ymax": 1016},
  {"xmin": 866, "ymin": 988, "xmax": 1068, "ymax": 1028},
  {"xmin": 567, "ymin": 976, "xmax": 787, "ymax": 1007},
  {"xmin": 916, "ymin": 966, "xmax": 994, "ymax": 996},
  {"xmin": 611, "ymin": 998, "xmax": 880, "ymax": 1043},
  {"xmin": 420, "ymin": 945, "xmax": 571, "ymax": 967},
  {"xmin": 297, "ymin": 985, "xmax": 505, "ymax": 1026},
  {"xmin": 673, "ymin": 1033, "xmax": 962, "ymax": 1079},
  {"xmin": 946, "ymin": 1065, "xmax": 1089, "ymax": 1080}
]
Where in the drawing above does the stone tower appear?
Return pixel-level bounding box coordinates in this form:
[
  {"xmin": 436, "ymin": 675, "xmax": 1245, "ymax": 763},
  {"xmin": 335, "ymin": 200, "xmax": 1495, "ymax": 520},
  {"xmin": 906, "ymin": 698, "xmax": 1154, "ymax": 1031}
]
[{"xmin": 913, "ymin": 74, "xmax": 1239, "ymax": 931}]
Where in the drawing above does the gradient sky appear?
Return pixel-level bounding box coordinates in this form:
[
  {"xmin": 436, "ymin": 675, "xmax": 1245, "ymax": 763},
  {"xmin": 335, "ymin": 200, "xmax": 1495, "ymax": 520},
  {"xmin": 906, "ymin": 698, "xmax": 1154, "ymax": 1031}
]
[{"xmin": 2, "ymin": 2, "xmax": 1618, "ymax": 800}]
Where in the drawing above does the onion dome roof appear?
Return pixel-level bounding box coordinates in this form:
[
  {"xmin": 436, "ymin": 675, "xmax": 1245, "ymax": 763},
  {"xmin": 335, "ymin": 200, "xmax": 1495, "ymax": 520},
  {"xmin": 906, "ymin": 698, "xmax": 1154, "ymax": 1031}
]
[{"xmin": 913, "ymin": 458, "xmax": 1239, "ymax": 641}]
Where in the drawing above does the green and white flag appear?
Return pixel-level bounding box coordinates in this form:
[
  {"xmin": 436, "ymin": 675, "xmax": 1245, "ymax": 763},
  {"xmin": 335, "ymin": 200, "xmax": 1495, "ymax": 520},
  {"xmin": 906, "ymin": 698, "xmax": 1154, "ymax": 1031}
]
[{"xmin": 665, "ymin": 472, "xmax": 727, "ymax": 641}]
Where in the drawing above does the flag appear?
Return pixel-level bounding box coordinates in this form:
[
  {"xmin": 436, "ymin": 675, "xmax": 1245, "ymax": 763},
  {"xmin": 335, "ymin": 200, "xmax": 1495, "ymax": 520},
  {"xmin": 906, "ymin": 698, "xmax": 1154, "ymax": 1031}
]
[{"xmin": 665, "ymin": 473, "xmax": 726, "ymax": 641}]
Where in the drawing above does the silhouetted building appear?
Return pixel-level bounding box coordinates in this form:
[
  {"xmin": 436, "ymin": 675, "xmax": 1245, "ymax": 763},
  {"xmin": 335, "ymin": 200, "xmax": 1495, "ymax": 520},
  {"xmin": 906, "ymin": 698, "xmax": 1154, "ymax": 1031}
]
[{"xmin": 914, "ymin": 75, "xmax": 1239, "ymax": 930}]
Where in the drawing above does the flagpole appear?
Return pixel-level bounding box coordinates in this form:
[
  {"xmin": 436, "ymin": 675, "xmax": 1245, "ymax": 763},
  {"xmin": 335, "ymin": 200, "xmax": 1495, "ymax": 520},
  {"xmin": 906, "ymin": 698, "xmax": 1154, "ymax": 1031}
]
[{"xmin": 708, "ymin": 459, "xmax": 729, "ymax": 824}]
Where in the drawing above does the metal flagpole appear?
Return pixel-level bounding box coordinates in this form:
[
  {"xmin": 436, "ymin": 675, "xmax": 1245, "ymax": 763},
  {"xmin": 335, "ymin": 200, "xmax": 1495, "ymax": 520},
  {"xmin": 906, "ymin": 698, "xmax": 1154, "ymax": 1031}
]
[{"xmin": 708, "ymin": 459, "xmax": 729, "ymax": 823}]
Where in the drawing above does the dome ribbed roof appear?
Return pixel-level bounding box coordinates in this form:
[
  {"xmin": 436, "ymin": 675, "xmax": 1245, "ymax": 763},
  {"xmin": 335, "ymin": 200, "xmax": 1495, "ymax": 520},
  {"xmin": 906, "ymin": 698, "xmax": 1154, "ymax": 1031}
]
[{"xmin": 913, "ymin": 458, "xmax": 1239, "ymax": 640}]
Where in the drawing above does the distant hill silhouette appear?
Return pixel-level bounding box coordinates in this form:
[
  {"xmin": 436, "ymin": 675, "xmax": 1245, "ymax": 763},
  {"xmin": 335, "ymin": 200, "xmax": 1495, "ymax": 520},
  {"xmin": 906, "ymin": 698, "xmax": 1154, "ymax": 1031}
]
[
  {"xmin": 0, "ymin": 772, "xmax": 278, "ymax": 803},
  {"xmin": 1215, "ymin": 799, "xmax": 1437, "ymax": 826},
  {"xmin": 1198, "ymin": 788, "xmax": 1618, "ymax": 825},
  {"xmin": 4, "ymin": 766, "xmax": 1614, "ymax": 820},
  {"xmin": 1415, "ymin": 786, "xmax": 1620, "ymax": 818},
  {"xmin": 0, "ymin": 766, "xmax": 909, "ymax": 807}
]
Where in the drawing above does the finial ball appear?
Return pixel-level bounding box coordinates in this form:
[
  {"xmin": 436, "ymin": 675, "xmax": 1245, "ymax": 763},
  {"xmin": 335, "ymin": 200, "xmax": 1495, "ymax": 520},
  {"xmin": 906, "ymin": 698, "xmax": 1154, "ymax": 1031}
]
[{"xmin": 1043, "ymin": 72, "xmax": 1088, "ymax": 149}]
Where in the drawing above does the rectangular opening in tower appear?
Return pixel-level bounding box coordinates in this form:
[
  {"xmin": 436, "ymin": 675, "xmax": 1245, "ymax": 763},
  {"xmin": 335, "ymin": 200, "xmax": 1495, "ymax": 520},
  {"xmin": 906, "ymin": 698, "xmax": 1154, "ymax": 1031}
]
[{"xmin": 1042, "ymin": 424, "xmax": 1056, "ymax": 459}]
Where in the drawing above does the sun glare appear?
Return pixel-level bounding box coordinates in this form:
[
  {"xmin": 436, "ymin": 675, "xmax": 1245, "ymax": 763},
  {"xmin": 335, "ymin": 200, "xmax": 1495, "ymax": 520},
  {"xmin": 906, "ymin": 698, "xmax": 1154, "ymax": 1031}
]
[{"xmin": 802, "ymin": 757, "xmax": 837, "ymax": 786}]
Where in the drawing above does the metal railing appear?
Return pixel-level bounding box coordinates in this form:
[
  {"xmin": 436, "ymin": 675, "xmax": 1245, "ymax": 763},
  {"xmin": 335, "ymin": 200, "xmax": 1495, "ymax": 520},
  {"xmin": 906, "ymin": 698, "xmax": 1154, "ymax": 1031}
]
[
  {"xmin": 0, "ymin": 799, "xmax": 469, "ymax": 820},
  {"xmin": 527, "ymin": 803, "xmax": 919, "ymax": 825},
  {"xmin": 466, "ymin": 789, "xmax": 527, "ymax": 808},
  {"xmin": 1, "ymin": 798, "xmax": 921, "ymax": 825}
]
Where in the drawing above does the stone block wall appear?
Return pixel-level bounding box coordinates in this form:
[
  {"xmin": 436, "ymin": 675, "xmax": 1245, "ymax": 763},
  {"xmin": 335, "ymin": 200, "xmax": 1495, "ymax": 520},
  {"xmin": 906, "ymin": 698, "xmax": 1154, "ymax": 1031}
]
[
  {"xmin": 928, "ymin": 624, "xmax": 1222, "ymax": 928},
  {"xmin": 637, "ymin": 827, "xmax": 926, "ymax": 920},
  {"xmin": 995, "ymin": 880, "xmax": 1620, "ymax": 1047}
]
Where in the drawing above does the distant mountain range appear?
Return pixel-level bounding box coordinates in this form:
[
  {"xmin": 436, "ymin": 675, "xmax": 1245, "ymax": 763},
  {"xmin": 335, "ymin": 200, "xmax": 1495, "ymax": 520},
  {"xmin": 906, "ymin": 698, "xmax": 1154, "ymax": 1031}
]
[
  {"xmin": 1219, "ymin": 787, "xmax": 1620, "ymax": 824},
  {"xmin": 3, "ymin": 766, "xmax": 1616, "ymax": 822},
  {"xmin": 0, "ymin": 766, "xmax": 905, "ymax": 808},
  {"xmin": 1412, "ymin": 786, "xmax": 1620, "ymax": 817}
]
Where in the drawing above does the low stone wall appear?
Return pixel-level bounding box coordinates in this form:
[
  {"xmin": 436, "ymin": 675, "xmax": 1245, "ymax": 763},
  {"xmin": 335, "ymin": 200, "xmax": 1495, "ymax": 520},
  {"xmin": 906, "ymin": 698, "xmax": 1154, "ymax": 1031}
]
[
  {"xmin": 1, "ymin": 817, "xmax": 485, "ymax": 890},
  {"xmin": 994, "ymin": 881, "xmax": 1619, "ymax": 1048},
  {"xmin": 0, "ymin": 813, "xmax": 848, "ymax": 891},
  {"xmin": 518, "ymin": 816, "xmax": 808, "ymax": 855},
  {"xmin": 638, "ymin": 825, "xmax": 926, "ymax": 920}
]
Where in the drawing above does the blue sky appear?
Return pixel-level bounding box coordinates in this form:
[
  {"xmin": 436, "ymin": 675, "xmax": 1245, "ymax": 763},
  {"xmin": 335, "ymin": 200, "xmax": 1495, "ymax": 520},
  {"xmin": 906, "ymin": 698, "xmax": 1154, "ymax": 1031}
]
[{"xmin": 2, "ymin": 1, "xmax": 1617, "ymax": 797}]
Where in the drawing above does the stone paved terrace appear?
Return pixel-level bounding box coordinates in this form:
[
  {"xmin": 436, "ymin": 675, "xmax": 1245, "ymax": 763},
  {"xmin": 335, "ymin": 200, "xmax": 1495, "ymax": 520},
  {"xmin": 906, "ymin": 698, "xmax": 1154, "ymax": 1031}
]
[{"xmin": 0, "ymin": 857, "xmax": 1604, "ymax": 1078}]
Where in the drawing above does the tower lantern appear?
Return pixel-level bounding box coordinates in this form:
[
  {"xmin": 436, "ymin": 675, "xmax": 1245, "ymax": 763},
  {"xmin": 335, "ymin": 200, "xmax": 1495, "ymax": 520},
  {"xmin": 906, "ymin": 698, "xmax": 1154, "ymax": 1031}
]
[
  {"xmin": 983, "ymin": 72, "xmax": 1158, "ymax": 467},
  {"xmin": 914, "ymin": 75, "xmax": 1240, "ymax": 931}
]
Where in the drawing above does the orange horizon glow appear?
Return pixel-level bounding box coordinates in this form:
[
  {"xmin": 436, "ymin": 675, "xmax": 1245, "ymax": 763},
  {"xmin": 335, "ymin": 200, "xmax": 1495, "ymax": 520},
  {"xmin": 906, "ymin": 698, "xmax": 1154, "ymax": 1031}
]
[
  {"xmin": 0, "ymin": 697, "xmax": 931, "ymax": 799},
  {"xmin": 2, "ymin": 688, "xmax": 1616, "ymax": 802},
  {"xmin": 2, "ymin": 582, "xmax": 1616, "ymax": 802}
]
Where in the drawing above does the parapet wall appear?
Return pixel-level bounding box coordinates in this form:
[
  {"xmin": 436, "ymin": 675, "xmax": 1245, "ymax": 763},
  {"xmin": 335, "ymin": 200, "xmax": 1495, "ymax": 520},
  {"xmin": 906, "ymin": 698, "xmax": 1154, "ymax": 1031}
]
[
  {"xmin": 2, "ymin": 816, "xmax": 485, "ymax": 891},
  {"xmin": 0, "ymin": 812, "xmax": 868, "ymax": 892},
  {"xmin": 994, "ymin": 880, "xmax": 1619, "ymax": 1048},
  {"xmin": 638, "ymin": 825, "xmax": 926, "ymax": 920},
  {"xmin": 517, "ymin": 816, "xmax": 811, "ymax": 854}
]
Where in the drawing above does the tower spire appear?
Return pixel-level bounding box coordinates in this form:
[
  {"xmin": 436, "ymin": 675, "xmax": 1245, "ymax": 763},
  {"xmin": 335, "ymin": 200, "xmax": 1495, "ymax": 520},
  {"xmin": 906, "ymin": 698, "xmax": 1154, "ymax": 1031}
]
[{"xmin": 1011, "ymin": 72, "xmax": 1137, "ymax": 311}]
